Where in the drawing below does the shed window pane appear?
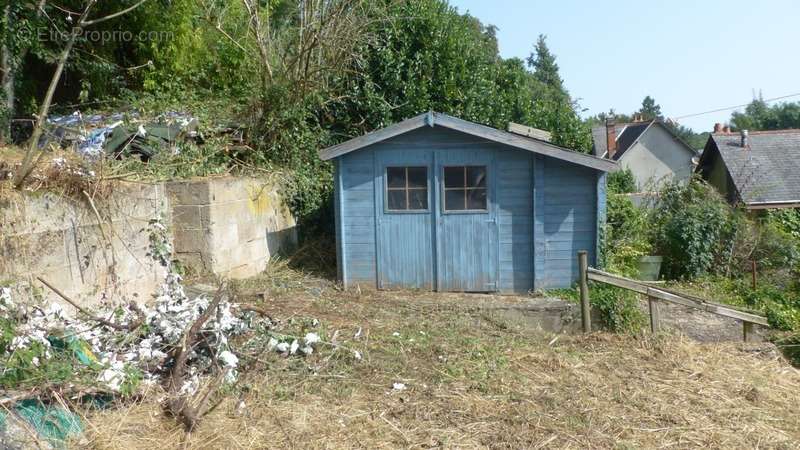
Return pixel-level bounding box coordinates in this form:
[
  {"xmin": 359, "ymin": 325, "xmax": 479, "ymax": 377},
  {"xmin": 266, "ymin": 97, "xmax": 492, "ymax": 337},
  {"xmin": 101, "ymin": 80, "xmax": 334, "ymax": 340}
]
[
  {"xmin": 466, "ymin": 166, "xmax": 486, "ymax": 188},
  {"xmin": 386, "ymin": 166, "xmax": 428, "ymax": 211},
  {"xmin": 444, "ymin": 190, "xmax": 465, "ymax": 211},
  {"xmin": 387, "ymin": 167, "xmax": 406, "ymax": 188},
  {"xmin": 467, "ymin": 188, "xmax": 487, "ymax": 210},
  {"xmin": 408, "ymin": 189, "xmax": 428, "ymax": 209},
  {"xmin": 407, "ymin": 167, "xmax": 427, "ymax": 188},
  {"xmin": 443, "ymin": 165, "xmax": 488, "ymax": 211},
  {"xmin": 444, "ymin": 167, "xmax": 464, "ymax": 188},
  {"xmin": 387, "ymin": 190, "xmax": 407, "ymax": 210}
]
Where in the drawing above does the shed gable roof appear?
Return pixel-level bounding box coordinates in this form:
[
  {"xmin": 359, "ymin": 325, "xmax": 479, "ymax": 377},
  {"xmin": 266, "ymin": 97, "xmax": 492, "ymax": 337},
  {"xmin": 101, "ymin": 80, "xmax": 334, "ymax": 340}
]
[
  {"xmin": 320, "ymin": 112, "xmax": 618, "ymax": 172},
  {"xmin": 704, "ymin": 130, "xmax": 800, "ymax": 206}
]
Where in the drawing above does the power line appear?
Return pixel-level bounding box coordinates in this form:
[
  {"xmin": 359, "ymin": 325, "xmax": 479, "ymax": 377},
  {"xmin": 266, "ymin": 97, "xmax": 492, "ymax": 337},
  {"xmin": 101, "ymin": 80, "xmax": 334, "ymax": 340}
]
[{"xmin": 672, "ymin": 92, "xmax": 800, "ymax": 121}]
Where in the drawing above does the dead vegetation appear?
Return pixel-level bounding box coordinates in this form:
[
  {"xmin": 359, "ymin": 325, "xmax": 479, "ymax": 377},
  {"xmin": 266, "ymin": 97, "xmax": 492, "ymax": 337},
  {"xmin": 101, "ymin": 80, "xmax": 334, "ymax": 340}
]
[{"xmin": 78, "ymin": 263, "xmax": 800, "ymax": 449}]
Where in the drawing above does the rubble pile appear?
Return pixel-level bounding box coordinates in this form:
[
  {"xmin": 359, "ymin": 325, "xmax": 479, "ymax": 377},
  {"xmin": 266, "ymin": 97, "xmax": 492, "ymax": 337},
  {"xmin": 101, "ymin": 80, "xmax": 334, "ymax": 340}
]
[
  {"xmin": 0, "ymin": 220, "xmax": 322, "ymax": 398},
  {"xmin": 42, "ymin": 111, "xmax": 200, "ymax": 160}
]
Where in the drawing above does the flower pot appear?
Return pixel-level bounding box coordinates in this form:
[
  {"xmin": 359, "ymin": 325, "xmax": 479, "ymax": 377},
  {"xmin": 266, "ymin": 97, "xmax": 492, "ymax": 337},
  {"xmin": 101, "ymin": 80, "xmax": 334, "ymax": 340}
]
[{"xmin": 637, "ymin": 256, "xmax": 663, "ymax": 281}]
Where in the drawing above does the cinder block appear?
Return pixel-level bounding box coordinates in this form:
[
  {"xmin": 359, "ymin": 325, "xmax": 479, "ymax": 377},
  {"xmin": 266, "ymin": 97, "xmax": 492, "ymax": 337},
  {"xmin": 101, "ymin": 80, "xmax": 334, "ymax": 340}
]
[
  {"xmin": 172, "ymin": 205, "xmax": 203, "ymax": 231},
  {"xmin": 174, "ymin": 229, "xmax": 209, "ymax": 253},
  {"xmin": 208, "ymin": 177, "xmax": 251, "ymax": 204},
  {"xmin": 167, "ymin": 179, "xmax": 211, "ymax": 206},
  {"xmin": 208, "ymin": 200, "xmax": 248, "ymax": 227},
  {"xmin": 210, "ymin": 222, "xmax": 239, "ymax": 250}
]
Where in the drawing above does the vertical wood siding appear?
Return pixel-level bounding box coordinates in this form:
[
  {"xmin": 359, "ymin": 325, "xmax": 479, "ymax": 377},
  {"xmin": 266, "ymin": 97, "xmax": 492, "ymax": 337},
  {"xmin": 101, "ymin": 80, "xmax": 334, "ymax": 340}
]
[
  {"xmin": 535, "ymin": 155, "xmax": 598, "ymax": 289},
  {"xmin": 496, "ymin": 149, "xmax": 533, "ymax": 293},
  {"xmin": 339, "ymin": 149, "xmax": 377, "ymax": 285},
  {"xmin": 336, "ymin": 126, "xmax": 601, "ymax": 292},
  {"xmin": 435, "ymin": 147, "xmax": 498, "ymax": 292},
  {"xmin": 374, "ymin": 146, "xmax": 435, "ymax": 289}
]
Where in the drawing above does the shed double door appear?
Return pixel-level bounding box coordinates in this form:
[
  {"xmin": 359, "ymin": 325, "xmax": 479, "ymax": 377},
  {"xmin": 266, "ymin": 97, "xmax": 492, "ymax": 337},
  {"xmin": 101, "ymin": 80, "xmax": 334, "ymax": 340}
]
[{"xmin": 376, "ymin": 149, "xmax": 498, "ymax": 292}]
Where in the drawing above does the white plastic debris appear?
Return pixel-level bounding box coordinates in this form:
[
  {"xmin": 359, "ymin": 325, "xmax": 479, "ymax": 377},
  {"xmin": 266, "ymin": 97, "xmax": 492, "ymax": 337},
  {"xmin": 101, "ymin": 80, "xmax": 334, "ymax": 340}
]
[
  {"xmin": 219, "ymin": 350, "xmax": 239, "ymax": 368},
  {"xmin": 392, "ymin": 332, "xmax": 400, "ymax": 337},
  {"xmin": 304, "ymin": 332, "xmax": 320, "ymax": 345},
  {"xmin": 0, "ymin": 287, "xmax": 14, "ymax": 316},
  {"xmin": 392, "ymin": 382, "xmax": 407, "ymax": 391},
  {"xmin": 97, "ymin": 359, "xmax": 127, "ymax": 392},
  {"xmin": 352, "ymin": 350, "xmax": 362, "ymax": 361},
  {"xmin": 0, "ymin": 219, "xmax": 314, "ymax": 399}
]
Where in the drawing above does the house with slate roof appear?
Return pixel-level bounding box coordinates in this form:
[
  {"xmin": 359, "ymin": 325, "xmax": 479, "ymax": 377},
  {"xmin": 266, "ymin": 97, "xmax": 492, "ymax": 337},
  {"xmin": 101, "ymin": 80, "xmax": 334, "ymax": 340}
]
[
  {"xmin": 697, "ymin": 127, "xmax": 800, "ymax": 210},
  {"xmin": 592, "ymin": 118, "xmax": 697, "ymax": 191}
]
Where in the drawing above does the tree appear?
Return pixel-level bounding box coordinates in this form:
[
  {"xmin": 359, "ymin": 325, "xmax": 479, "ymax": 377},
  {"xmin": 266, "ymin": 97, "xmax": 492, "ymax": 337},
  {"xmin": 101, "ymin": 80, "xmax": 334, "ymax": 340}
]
[
  {"xmin": 730, "ymin": 95, "xmax": 800, "ymax": 131},
  {"xmin": 13, "ymin": 0, "xmax": 150, "ymax": 188},
  {"xmin": 527, "ymin": 34, "xmax": 563, "ymax": 94},
  {"xmin": 638, "ymin": 95, "xmax": 662, "ymax": 120}
]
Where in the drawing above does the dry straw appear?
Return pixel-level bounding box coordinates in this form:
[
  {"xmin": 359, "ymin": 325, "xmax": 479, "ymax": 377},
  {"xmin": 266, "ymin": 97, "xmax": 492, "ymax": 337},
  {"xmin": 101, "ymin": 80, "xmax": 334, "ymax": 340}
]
[{"xmin": 80, "ymin": 274, "xmax": 800, "ymax": 449}]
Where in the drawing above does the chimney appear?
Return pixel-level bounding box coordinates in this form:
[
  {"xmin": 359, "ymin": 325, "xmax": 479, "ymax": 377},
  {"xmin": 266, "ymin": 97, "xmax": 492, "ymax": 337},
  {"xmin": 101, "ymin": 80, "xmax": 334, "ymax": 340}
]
[
  {"xmin": 606, "ymin": 118, "xmax": 617, "ymax": 158},
  {"xmin": 741, "ymin": 129, "xmax": 749, "ymax": 148},
  {"xmin": 714, "ymin": 123, "xmax": 723, "ymax": 133}
]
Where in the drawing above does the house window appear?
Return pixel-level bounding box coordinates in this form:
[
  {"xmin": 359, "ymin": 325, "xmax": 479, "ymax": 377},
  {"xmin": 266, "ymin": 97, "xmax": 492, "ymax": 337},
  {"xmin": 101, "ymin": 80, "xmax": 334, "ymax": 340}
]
[
  {"xmin": 443, "ymin": 166, "xmax": 487, "ymax": 211},
  {"xmin": 386, "ymin": 167, "xmax": 428, "ymax": 211}
]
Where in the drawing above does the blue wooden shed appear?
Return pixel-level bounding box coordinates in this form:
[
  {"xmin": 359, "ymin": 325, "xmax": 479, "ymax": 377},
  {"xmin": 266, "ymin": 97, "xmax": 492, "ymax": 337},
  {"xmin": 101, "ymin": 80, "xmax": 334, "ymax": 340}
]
[{"xmin": 320, "ymin": 112, "xmax": 617, "ymax": 293}]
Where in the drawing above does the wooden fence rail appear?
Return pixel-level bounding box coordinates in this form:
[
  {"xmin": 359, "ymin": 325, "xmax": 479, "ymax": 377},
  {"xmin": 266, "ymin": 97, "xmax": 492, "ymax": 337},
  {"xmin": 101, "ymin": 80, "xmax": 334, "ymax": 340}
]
[{"xmin": 576, "ymin": 251, "xmax": 769, "ymax": 341}]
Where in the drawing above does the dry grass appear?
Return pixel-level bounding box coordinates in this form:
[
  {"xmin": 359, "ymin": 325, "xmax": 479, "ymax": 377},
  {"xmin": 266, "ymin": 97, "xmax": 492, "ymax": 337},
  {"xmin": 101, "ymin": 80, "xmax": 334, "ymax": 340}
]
[
  {"xmin": 0, "ymin": 145, "xmax": 115, "ymax": 200},
  {"xmin": 80, "ymin": 265, "xmax": 800, "ymax": 449}
]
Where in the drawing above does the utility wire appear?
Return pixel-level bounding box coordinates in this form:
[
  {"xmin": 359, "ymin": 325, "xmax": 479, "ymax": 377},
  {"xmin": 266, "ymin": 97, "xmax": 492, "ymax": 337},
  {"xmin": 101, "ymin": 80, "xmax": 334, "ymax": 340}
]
[{"xmin": 672, "ymin": 92, "xmax": 800, "ymax": 120}]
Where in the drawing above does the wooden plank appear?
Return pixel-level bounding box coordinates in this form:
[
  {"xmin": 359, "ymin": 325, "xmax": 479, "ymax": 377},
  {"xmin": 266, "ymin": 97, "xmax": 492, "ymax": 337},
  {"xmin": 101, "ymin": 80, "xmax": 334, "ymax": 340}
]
[
  {"xmin": 648, "ymin": 296, "xmax": 660, "ymax": 333},
  {"xmin": 578, "ymin": 251, "xmax": 591, "ymax": 333},
  {"xmin": 507, "ymin": 122, "xmax": 552, "ymax": 142},
  {"xmin": 587, "ymin": 270, "xmax": 648, "ymax": 295},
  {"xmin": 587, "ymin": 268, "xmax": 770, "ymax": 327},
  {"xmin": 646, "ymin": 287, "xmax": 769, "ymax": 326},
  {"xmin": 742, "ymin": 322, "xmax": 755, "ymax": 342}
]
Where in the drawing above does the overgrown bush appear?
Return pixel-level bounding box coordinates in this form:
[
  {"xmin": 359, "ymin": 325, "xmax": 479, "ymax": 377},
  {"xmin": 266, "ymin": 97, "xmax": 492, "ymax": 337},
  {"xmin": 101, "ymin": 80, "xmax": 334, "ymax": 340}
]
[
  {"xmin": 651, "ymin": 179, "xmax": 737, "ymax": 279},
  {"xmin": 768, "ymin": 208, "xmax": 800, "ymax": 239},
  {"xmin": 605, "ymin": 194, "xmax": 651, "ymax": 277},
  {"xmin": 588, "ymin": 284, "xmax": 645, "ymax": 334},
  {"xmin": 607, "ymin": 168, "xmax": 636, "ymax": 194}
]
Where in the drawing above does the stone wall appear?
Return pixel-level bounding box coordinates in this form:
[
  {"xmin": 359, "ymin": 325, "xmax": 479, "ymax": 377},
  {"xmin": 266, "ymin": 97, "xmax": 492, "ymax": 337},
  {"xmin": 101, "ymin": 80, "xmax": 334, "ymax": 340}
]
[
  {"xmin": 0, "ymin": 182, "xmax": 170, "ymax": 306},
  {"xmin": 168, "ymin": 176, "xmax": 297, "ymax": 279},
  {"xmin": 1, "ymin": 176, "xmax": 297, "ymax": 306}
]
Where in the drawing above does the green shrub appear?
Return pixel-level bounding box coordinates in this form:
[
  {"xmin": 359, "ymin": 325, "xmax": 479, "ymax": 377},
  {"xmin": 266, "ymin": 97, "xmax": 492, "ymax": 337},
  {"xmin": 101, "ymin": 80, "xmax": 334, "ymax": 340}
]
[
  {"xmin": 605, "ymin": 194, "xmax": 651, "ymax": 277},
  {"xmin": 607, "ymin": 168, "xmax": 636, "ymax": 194},
  {"xmin": 767, "ymin": 208, "xmax": 800, "ymax": 240},
  {"xmin": 588, "ymin": 284, "xmax": 645, "ymax": 334},
  {"xmin": 651, "ymin": 179, "xmax": 737, "ymax": 279}
]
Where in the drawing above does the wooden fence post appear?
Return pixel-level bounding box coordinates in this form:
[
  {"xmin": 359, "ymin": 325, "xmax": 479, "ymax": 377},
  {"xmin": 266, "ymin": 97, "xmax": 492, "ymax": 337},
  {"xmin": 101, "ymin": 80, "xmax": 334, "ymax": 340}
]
[
  {"xmin": 743, "ymin": 321, "xmax": 754, "ymax": 342},
  {"xmin": 578, "ymin": 250, "xmax": 591, "ymax": 333},
  {"xmin": 648, "ymin": 296, "xmax": 660, "ymax": 333}
]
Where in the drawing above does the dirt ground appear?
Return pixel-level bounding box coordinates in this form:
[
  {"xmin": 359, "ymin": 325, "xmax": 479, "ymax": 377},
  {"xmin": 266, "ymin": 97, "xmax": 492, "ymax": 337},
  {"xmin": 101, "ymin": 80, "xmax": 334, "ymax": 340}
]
[
  {"xmin": 649, "ymin": 300, "xmax": 768, "ymax": 343},
  {"xmin": 80, "ymin": 268, "xmax": 800, "ymax": 449}
]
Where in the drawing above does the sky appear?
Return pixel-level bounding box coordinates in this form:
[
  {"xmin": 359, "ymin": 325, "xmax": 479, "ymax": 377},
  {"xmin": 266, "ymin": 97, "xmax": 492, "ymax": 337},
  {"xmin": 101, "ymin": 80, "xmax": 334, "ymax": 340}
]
[{"xmin": 449, "ymin": 0, "xmax": 800, "ymax": 132}]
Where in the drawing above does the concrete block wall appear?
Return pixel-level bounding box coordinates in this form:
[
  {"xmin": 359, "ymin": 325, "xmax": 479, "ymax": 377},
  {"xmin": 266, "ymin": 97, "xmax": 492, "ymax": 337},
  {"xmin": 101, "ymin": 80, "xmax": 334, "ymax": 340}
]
[
  {"xmin": 0, "ymin": 182, "xmax": 170, "ymax": 306},
  {"xmin": 168, "ymin": 176, "xmax": 297, "ymax": 279},
  {"xmin": 1, "ymin": 176, "xmax": 297, "ymax": 307}
]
